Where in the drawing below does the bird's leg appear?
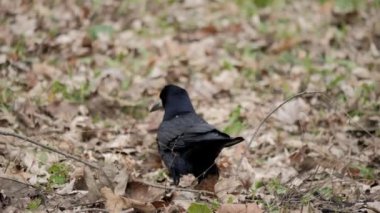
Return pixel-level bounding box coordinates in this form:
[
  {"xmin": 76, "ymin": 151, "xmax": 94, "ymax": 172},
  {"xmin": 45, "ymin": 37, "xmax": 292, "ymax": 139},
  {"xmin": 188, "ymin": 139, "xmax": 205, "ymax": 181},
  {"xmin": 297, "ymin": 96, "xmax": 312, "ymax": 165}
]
[
  {"xmin": 167, "ymin": 152, "xmax": 181, "ymax": 185},
  {"xmin": 197, "ymin": 163, "xmax": 219, "ymax": 183},
  {"xmin": 169, "ymin": 168, "xmax": 180, "ymax": 185},
  {"xmin": 202, "ymin": 162, "xmax": 219, "ymax": 176},
  {"xmin": 208, "ymin": 163, "xmax": 219, "ymax": 175}
]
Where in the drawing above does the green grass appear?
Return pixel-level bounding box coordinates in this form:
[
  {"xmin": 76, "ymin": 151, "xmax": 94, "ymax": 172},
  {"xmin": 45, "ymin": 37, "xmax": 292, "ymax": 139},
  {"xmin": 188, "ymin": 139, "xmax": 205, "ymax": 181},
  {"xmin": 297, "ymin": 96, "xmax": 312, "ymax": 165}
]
[
  {"xmin": 155, "ymin": 170, "xmax": 167, "ymax": 182},
  {"xmin": 188, "ymin": 203, "xmax": 212, "ymax": 213},
  {"xmin": 356, "ymin": 164, "xmax": 376, "ymax": 180},
  {"xmin": 27, "ymin": 198, "xmax": 42, "ymax": 210},
  {"xmin": 48, "ymin": 163, "xmax": 69, "ymax": 186},
  {"xmin": 250, "ymin": 180, "xmax": 265, "ymax": 194},
  {"xmin": 121, "ymin": 104, "xmax": 149, "ymax": 120},
  {"xmin": 234, "ymin": 0, "xmax": 284, "ymax": 17},
  {"xmin": 12, "ymin": 36, "xmax": 27, "ymax": 58},
  {"xmin": 88, "ymin": 24, "xmax": 114, "ymax": 39},
  {"xmin": 334, "ymin": 0, "xmax": 363, "ymax": 13},
  {"xmin": 267, "ymin": 178, "xmax": 288, "ymax": 196},
  {"xmin": 0, "ymin": 87, "xmax": 14, "ymax": 109},
  {"xmin": 224, "ymin": 105, "xmax": 245, "ymax": 135},
  {"xmin": 50, "ymin": 80, "xmax": 91, "ymax": 103}
]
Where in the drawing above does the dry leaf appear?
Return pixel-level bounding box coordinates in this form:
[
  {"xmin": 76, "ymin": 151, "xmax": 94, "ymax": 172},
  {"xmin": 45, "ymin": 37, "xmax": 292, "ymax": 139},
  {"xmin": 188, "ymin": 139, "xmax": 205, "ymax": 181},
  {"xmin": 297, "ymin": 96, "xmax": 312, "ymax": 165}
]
[
  {"xmin": 178, "ymin": 174, "xmax": 197, "ymax": 188},
  {"xmin": 289, "ymin": 145, "xmax": 316, "ymax": 172},
  {"xmin": 274, "ymin": 98, "xmax": 310, "ymax": 125},
  {"xmin": 44, "ymin": 101, "xmax": 79, "ymax": 121},
  {"xmin": 172, "ymin": 191, "xmax": 196, "ymax": 210},
  {"xmin": 214, "ymin": 177, "xmax": 243, "ymax": 203},
  {"xmin": 113, "ymin": 168, "xmax": 129, "ymax": 196},
  {"xmin": 84, "ymin": 167, "xmax": 101, "ymax": 202},
  {"xmin": 101, "ymin": 187, "xmax": 156, "ymax": 213},
  {"xmin": 367, "ymin": 202, "xmax": 380, "ymax": 212},
  {"xmin": 56, "ymin": 179, "xmax": 76, "ymax": 195},
  {"xmin": 125, "ymin": 181, "xmax": 165, "ymax": 203},
  {"xmin": 217, "ymin": 203, "xmax": 263, "ymax": 213}
]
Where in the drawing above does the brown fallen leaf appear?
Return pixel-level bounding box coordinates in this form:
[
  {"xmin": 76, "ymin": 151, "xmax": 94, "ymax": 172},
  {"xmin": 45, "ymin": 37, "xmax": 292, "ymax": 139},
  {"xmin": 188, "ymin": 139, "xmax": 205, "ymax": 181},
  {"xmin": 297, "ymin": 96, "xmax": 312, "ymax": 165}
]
[
  {"xmin": 84, "ymin": 167, "xmax": 101, "ymax": 202},
  {"xmin": 101, "ymin": 187, "xmax": 130, "ymax": 213},
  {"xmin": 289, "ymin": 145, "xmax": 317, "ymax": 172},
  {"xmin": 43, "ymin": 100, "xmax": 79, "ymax": 121},
  {"xmin": 101, "ymin": 187, "xmax": 156, "ymax": 213},
  {"xmin": 32, "ymin": 63, "xmax": 62, "ymax": 80},
  {"xmin": 25, "ymin": 70, "xmax": 38, "ymax": 90},
  {"xmin": 172, "ymin": 191, "xmax": 196, "ymax": 210},
  {"xmin": 214, "ymin": 177, "xmax": 244, "ymax": 203},
  {"xmin": 268, "ymin": 37, "xmax": 301, "ymax": 54},
  {"xmin": 125, "ymin": 181, "xmax": 165, "ymax": 203},
  {"xmin": 113, "ymin": 168, "xmax": 129, "ymax": 196},
  {"xmin": 13, "ymin": 98, "xmax": 41, "ymax": 128},
  {"xmin": 217, "ymin": 203, "xmax": 263, "ymax": 213},
  {"xmin": 346, "ymin": 166, "xmax": 361, "ymax": 178},
  {"xmin": 194, "ymin": 173, "xmax": 219, "ymax": 192},
  {"xmin": 162, "ymin": 204, "xmax": 185, "ymax": 213}
]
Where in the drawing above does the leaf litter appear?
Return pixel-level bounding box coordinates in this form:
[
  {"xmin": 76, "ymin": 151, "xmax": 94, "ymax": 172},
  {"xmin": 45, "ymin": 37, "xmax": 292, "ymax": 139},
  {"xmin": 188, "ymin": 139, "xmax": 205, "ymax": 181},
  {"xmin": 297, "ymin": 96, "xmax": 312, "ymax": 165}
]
[{"xmin": 0, "ymin": 0, "xmax": 379, "ymax": 212}]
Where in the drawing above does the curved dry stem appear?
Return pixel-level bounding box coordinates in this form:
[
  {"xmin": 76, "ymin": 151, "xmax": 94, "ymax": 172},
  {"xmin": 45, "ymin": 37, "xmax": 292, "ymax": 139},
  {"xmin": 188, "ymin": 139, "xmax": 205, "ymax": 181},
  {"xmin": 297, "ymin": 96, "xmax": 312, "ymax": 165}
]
[{"xmin": 235, "ymin": 91, "xmax": 325, "ymax": 174}]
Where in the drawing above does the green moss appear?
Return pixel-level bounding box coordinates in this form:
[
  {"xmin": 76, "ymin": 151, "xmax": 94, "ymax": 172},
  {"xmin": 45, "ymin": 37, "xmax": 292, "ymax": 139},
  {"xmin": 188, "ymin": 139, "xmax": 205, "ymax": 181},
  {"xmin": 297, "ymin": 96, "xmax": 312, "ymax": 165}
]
[
  {"xmin": 48, "ymin": 163, "xmax": 69, "ymax": 186},
  {"xmin": 27, "ymin": 198, "xmax": 42, "ymax": 210},
  {"xmin": 268, "ymin": 178, "xmax": 288, "ymax": 196},
  {"xmin": 188, "ymin": 203, "xmax": 212, "ymax": 213}
]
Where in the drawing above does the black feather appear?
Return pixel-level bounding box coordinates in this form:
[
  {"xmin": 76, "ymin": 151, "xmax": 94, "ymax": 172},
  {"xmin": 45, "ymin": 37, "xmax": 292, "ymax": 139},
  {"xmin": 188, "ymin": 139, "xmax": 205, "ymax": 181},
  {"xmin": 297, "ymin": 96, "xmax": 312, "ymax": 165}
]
[{"xmin": 155, "ymin": 85, "xmax": 244, "ymax": 185}]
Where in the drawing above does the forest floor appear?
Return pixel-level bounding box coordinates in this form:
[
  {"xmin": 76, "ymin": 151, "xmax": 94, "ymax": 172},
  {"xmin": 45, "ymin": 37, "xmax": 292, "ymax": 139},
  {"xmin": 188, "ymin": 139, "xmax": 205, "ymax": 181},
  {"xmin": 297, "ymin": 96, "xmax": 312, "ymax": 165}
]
[{"xmin": 0, "ymin": 0, "xmax": 379, "ymax": 212}]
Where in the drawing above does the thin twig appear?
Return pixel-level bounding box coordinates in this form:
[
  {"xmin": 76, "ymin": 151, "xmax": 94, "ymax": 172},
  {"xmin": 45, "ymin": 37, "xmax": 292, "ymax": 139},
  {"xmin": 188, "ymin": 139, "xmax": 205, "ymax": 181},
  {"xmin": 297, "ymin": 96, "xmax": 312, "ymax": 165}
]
[
  {"xmin": 0, "ymin": 131, "xmax": 113, "ymax": 187},
  {"xmin": 0, "ymin": 175, "xmax": 72, "ymax": 200},
  {"xmin": 73, "ymin": 209, "xmax": 109, "ymax": 213},
  {"xmin": 68, "ymin": 201, "xmax": 105, "ymax": 208},
  {"xmin": 0, "ymin": 175, "xmax": 36, "ymax": 188},
  {"xmin": 0, "ymin": 131, "xmax": 97, "ymax": 169},
  {"xmin": 235, "ymin": 91, "xmax": 325, "ymax": 174},
  {"xmin": 0, "ymin": 175, "xmax": 50, "ymax": 207},
  {"xmin": 133, "ymin": 180, "xmax": 215, "ymax": 196}
]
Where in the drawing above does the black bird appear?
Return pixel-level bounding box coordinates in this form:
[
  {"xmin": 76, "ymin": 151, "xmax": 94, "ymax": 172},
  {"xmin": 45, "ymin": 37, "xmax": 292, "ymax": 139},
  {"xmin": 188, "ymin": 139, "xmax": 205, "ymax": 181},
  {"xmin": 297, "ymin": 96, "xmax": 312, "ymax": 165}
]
[{"xmin": 150, "ymin": 85, "xmax": 244, "ymax": 185}]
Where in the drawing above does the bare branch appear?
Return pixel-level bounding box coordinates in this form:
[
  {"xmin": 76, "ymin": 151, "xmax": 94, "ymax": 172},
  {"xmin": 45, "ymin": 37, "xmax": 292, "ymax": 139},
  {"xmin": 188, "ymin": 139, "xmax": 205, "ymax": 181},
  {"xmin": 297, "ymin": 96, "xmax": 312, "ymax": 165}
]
[
  {"xmin": 73, "ymin": 208, "xmax": 109, "ymax": 213},
  {"xmin": 235, "ymin": 91, "xmax": 325, "ymax": 174},
  {"xmin": 0, "ymin": 131, "xmax": 113, "ymax": 187},
  {"xmin": 0, "ymin": 175, "xmax": 36, "ymax": 188},
  {"xmin": 0, "ymin": 130, "xmax": 98, "ymax": 169},
  {"xmin": 133, "ymin": 179, "xmax": 215, "ymax": 196}
]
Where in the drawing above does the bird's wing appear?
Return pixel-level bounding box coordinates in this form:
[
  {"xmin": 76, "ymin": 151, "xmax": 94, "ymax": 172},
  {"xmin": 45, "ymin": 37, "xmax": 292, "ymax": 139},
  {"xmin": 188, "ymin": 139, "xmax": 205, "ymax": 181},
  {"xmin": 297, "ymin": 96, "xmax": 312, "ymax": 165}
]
[{"xmin": 157, "ymin": 113, "xmax": 241, "ymax": 151}]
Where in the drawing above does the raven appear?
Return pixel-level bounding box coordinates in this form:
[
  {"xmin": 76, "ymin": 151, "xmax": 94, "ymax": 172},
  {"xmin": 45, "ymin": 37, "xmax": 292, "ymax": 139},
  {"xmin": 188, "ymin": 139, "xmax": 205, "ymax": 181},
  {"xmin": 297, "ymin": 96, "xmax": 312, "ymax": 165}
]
[{"xmin": 151, "ymin": 85, "xmax": 244, "ymax": 185}]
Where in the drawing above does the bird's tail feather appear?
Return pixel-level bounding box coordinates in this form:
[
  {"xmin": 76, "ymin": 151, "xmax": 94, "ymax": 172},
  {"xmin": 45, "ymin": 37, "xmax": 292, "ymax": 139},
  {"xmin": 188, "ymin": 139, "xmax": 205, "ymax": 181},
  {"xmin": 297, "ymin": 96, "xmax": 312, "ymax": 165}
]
[{"xmin": 223, "ymin": 137, "xmax": 244, "ymax": 147}]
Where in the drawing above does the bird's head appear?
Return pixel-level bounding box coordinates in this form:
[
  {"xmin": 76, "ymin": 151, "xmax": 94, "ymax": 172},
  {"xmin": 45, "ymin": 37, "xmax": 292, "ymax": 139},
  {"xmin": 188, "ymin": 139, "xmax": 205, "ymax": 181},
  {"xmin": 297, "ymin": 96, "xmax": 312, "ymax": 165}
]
[{"xmin": 150, "ymin": 84, "xmax": 195, "ymax": 120}]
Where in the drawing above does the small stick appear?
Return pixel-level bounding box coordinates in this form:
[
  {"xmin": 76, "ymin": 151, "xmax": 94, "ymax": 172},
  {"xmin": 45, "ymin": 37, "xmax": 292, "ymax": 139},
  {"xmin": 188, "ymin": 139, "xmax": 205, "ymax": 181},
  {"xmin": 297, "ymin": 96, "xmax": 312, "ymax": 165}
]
[
  {"xmin": 0, "ymin": 175, "xmax": 36, "ymax": 188},
  {"xmin": 0, "ymin": 131, "xmax": 97, "ymax": 169},
  {"xmin": 73, "ymin": 208, "xmax": 109, "ymax": 213},
  {"xmin": 0, "ymin": 175, "xmax": 50, "ymax": 206},
  {"xmin": 0, "ymin": 131, "xmax": 113, "ymax": 187},
  {"xmin": 133, "ymin": 180, "xmax": 215, "ymax": 196},
  {"xmin": 235, "ymin": 91, "xmax": 324, "ymax": 174}
]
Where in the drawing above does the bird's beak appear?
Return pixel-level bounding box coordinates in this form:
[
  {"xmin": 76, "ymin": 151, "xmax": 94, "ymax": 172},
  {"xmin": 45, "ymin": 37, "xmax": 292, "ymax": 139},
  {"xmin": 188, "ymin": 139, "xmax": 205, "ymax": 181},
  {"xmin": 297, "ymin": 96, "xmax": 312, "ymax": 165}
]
[{"xmin": 150, "ymin": 101, "xmax": 163, "ymax": 112}]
